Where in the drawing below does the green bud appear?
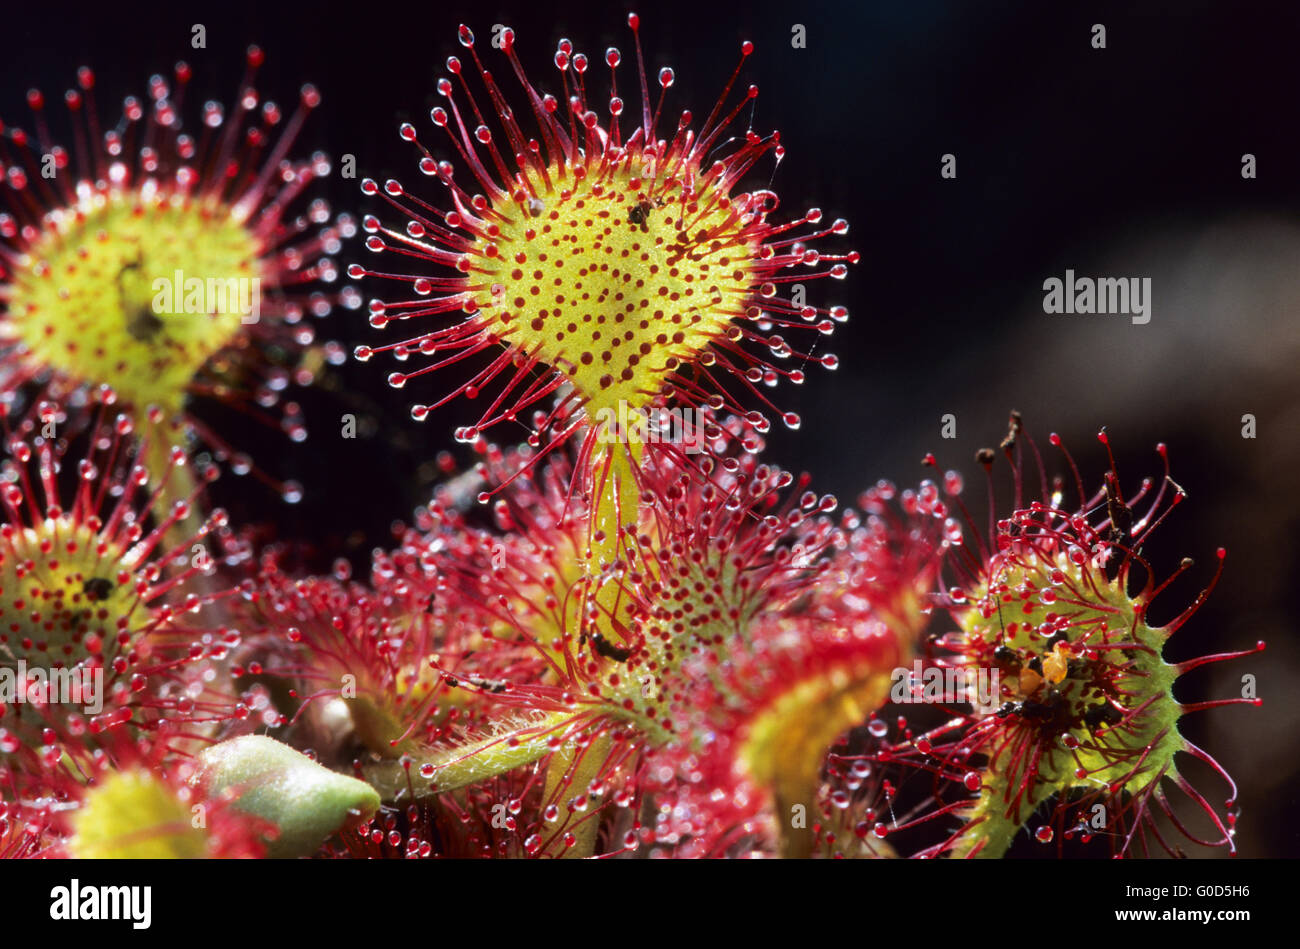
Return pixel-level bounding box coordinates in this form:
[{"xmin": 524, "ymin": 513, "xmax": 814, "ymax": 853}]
[{"xmin": 194, "ymin": 735, "xmax": 380, "ymax": 858}]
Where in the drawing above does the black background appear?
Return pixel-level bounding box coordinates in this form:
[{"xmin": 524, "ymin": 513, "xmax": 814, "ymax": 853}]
[{"xmin": 3, "ymin": 0, "xmax": 1297, "ymax": 858}]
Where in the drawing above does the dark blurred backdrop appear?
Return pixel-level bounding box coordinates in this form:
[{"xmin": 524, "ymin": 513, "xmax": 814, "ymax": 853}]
[{"xmin": 4, "ymin": 0, "xmax": 1297, "ymax": 857}]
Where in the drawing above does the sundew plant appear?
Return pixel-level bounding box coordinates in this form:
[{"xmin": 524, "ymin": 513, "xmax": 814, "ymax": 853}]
[{"xmin": 0, "ymin": 11, "xmax": 1269, "ymax": 863}]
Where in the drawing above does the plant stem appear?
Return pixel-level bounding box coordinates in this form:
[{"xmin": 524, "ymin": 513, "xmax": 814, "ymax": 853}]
[
  {"xmin": 539, "ymin": 437, "xmax": 642, "ymax": 858},
  {"xmin": 142, "ymin": 426, "xmax": 204, "ymax": 556},
  {"xmin": 365, "ymin": 710, "xmax": 576, "ymax": 800},
  {"xmin": 541, "ymin": 731, "xmax": 614, "ymax": 858}
]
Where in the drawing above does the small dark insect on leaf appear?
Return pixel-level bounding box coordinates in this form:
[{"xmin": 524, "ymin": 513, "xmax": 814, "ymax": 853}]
[
  {"xmin": 466, "ymin": 675, "xmax": 508, "ymax": 694},
  {"xmin": 1044, "ymin": 630, "xmax": 1069, "ymax": 651},
  {"xmin": 1019, "ymin": 699, "xmax": 1052, "ymax": 721},
  {"xmin": 1084, "ymin": 702, "xmax": 1124, "ymax": 729},
  {"xmin": 588, "ymin": 630, "xmax": 632, "ymax": 663},
  {"xmin": 627, "ymin": 200, "xmax": 654, "ymax": 227},
  {"xmin": 125, "ymin": 305, "xmax": 164, "ymax": 342},
  {"xmin": 424, "ymin": 592, "xmax": 436, "ymax": 614},
  {"xmin": 117, "ymin": 254, "xmax": 164, "ymax": 342},
  {"xmin": 1000, "ymin": 410, "xmax": 1023, "ymax": 455},
  {"xmin": 1105, "ymin": 473, "xmax": 1134, "ymax": 546},
  {"xmin": 82, "ymin": 577, "xmax": 115, "ymax": 602}
]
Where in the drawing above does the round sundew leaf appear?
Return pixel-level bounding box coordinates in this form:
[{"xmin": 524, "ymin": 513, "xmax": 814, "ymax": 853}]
[
  {"xmin": 358, "ymin": 21, "xmax": 856, "ymax": 469},
  {"xmin": 68, "ymin": 770, "xmax": 209, "ymax": 859},
  {"xmin": 193, "ymin": 735, "xmax": 380, "ymax": 858},
  {"xmin": 8, "ymin": 186, "xmax": 262, "ymax": 415}
]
